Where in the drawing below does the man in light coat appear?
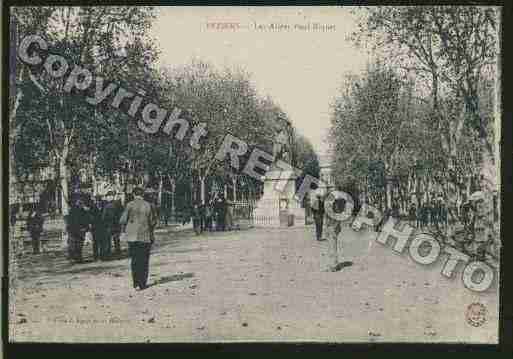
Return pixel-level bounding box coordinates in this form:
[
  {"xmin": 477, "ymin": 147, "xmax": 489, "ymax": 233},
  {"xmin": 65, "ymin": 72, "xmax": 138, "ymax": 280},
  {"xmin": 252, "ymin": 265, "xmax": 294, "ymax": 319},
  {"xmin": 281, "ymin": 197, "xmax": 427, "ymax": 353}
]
[
  {"xmin": 324, "ymin": 188, "xmax": 347, "ymax": 272},
  {"xmin": 119, "ymin": 187, "xmax": 157, "ymax": 290}
]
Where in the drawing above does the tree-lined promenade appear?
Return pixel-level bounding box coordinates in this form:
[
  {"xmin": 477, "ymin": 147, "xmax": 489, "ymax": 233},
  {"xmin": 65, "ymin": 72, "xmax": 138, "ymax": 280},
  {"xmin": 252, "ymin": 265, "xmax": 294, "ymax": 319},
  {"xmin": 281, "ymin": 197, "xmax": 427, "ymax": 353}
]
[{"xmin": 8, "ymin": 6, "xmax": 500, "ymax": 268}]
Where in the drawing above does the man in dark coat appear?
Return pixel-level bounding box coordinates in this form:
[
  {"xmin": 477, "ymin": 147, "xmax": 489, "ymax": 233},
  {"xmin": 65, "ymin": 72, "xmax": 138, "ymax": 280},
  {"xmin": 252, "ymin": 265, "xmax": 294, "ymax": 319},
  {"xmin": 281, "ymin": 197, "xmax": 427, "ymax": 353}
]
[
  {"xmin": 204, "ymin": 201, "xmax": 213, "ymax": 232},
  {"xmin": 102, "ymin": 192, "xmax": 123, "ymax": 257},
  {"xmin": 10, "ymin": 204, "xmax": 18, "ymax": 227},
  {"xmin": 391, "ymin": 201, "xmax": 400, "ymax": 219},
  {"xmin": 119, "ymin": 187, "xmax": 157, "ymax": 290},
  {"xmin": 431, "ymin": 198, "xmax": 440, "ymax": 230},
  {"xmin": 408, "ymin": 203, "xmax": 417, "ymax": 228},
  {"xmin": 429, "ymin": 199, "xmax": 438, "ymax": 228},
  {"xmin": 88, "ymin": 198, "xmax": 105, "ymax": 261},
  {"xmin": 214, "ymin": 195, "xmax": 227, "ymax": 231},
  {"xmin": 191, "ymin": 202, "xmax": 203, "ymax": 235},
  {"xmin": 27, "ymin": 207, "xmax": 45, "ymax": 254},
  {"xmin": 312, "ymin": 191, "xmax": 325, "ymax": 241},
  {"xmin": 421, "ymin": 203, "xmax": 430, "ymax": 229},
  {"xmin": 66, "ymin": 195, "xmax": 91, "ymax": 263}
]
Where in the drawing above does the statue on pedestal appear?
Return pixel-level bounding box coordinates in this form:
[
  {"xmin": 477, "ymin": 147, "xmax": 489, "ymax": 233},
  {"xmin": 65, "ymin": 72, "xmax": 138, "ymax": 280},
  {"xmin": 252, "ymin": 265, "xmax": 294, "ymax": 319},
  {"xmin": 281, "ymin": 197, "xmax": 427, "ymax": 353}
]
[{"xmin": 253, "ymin": 116, "xmax": 305, "ymax": 226}]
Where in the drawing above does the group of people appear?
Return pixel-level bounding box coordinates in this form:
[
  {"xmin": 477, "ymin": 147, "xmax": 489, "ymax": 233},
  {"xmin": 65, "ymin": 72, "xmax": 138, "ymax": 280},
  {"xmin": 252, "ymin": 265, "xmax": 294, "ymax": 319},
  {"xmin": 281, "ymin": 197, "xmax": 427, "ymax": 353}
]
[
  {"xmin": 189, "ymin": 194, "xmax": 235, "ymax": 235},
  {"xmin": 66, "ymin": 187, "xmax": 158, "ymax": 290},
  {"xmin": 406, "ymin": 198, "xmax": 449, "ymax": 230},
  {"xmin": 65, "ymin": 191, "xmax": 123, "ymax": 263},
  {"xmin": 311, "ymin": 188, "xmax": 496, "ymax": 265}
]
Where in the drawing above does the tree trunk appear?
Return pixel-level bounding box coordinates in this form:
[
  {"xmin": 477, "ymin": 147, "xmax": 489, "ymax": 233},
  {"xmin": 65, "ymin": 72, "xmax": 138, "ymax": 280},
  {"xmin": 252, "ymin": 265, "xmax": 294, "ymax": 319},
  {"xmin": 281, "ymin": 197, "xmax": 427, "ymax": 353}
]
[
  {"xmin": 200, "ymin": 176, "xmax": 206, "ymax": 205},
  {"xmin": 59, "ymin": 148, "xmax": 70, "ymax": 216},
  {"xmin": 114, "ymin": 172, "xmax": 121, "ymax": 197},
  {"xmin": 171, "ymin": 179, "xmax": 176, "ymax": 223},
  {"xmin": 58, "ymin": 143, "xmax": 70, "ymax": 251},
  {"xmin": 190, "ymin": 179, "xmax": 195, "ymax": 204},
  {"xmin": 385, "ymin": 162, "xmax": 392, "ymax": 211},
  {"xmin": 232, "ymin": 177, "xmax": 237, "ymax": 202},
  {"xmin": 158, "ymin": 174, "xmax": 163, "ymax": 207},
  {"xmin": 91, "ymin": 173, "xmax": 97, "ymax": 197}
]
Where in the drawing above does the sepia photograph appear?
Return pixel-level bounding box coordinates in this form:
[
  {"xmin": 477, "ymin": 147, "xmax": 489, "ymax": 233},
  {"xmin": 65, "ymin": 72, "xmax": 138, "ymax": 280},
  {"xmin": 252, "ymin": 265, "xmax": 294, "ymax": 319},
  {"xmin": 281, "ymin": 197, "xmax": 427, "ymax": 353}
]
[{"xmin": 6, "ymin": 5, "xmax": 502, "ymax": 344}]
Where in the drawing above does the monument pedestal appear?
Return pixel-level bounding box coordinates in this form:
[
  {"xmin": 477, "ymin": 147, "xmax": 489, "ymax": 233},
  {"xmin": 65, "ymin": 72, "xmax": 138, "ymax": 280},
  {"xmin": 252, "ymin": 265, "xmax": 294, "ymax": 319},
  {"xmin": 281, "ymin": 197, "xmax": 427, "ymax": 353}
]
[{"xmin": 253, "ymin": 170, "xmax": 305, "ymax": 227}]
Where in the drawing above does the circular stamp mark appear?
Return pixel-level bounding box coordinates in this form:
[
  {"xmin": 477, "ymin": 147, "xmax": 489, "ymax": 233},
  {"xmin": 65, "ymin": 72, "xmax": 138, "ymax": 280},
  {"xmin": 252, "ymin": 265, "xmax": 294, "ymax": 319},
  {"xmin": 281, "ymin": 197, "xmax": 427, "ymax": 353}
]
[{"xmin": 466, "ymin": 302, "xmax": 487, "ymax": 327}]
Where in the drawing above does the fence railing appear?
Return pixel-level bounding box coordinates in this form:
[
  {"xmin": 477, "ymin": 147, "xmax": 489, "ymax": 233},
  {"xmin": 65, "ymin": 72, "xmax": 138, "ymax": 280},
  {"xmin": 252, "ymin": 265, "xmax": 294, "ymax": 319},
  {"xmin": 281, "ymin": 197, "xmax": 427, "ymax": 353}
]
[{"xmin": 231, "ymin": 201, "xmax": 255, "ymax": 228}]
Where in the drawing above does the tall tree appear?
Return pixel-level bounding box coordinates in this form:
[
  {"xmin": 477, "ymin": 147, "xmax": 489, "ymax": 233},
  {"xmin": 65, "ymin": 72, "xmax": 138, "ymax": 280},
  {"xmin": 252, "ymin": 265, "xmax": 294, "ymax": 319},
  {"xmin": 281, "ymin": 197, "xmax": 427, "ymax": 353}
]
[
  {"xmin": 13, "ymin": 6, "xmax": 157, "ymax": 215},
  {"xmin": 353, "ymin": 5, "xmax": 499, "ymax": 211}
]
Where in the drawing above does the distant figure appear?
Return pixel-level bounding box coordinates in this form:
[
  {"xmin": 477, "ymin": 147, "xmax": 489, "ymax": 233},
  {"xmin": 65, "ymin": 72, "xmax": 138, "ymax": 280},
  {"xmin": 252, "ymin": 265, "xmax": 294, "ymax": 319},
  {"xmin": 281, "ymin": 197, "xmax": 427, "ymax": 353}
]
[
  {"xmin": 10, "ymin": 204, "xmax": 18, "ymax": 227},
  {"xmin": 312, "ymin": 191, "xmax": 325, "ymax": 241},
  {"xmin": 191, "ymin": 202, "xmax": 203, "ymax": 235},
  {"xmin": 431, "ymin": 198, "xmax": 441, "ymax": 230},
  {"xmin": 391, "ymin": 201, "xmax": 400, "ymax": 219},
  {"xmin": 119, "ymin": 187, "xmax": 157, "ymax": 290},
  {"xmin": 214, "ymin": 195, "xmax": 227, "ymax": 231},
  {"xmin": 27, "ymin": 207, "xmax": 45, "ymax": 254},
  {"xmin": 421, "ymin": 203, "xmax": 430, "ymax": 229},
  {"xmin": 225, "ymin": 199, "xmax": 234, "ymax": 231},
  {"xmin": 408, "ymin": 203, "xmax": 417, "ymax": 228},
  {"xmin": 461, "ymin": 200, "xmax": 471, "ymax": 228},
  {"xmin": 204, "ymin": 201, "xmax": 214, "ymax": 232},
  {"xmin": 429, "ymin": 199, "xmax": 438, "ymax": 228},
  {"xmin": 469, "ymin": 191, "xmax": 492, "ymax": 261},
  {"xmin": 439, "ymin": 199, "xmax": 448, "ymax": 232}
]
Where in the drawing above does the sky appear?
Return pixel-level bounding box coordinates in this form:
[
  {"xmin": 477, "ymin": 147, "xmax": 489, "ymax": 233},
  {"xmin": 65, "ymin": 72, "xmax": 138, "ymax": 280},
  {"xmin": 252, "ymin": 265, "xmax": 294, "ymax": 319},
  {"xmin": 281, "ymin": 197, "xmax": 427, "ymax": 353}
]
[{"xmin": 151, "ymin": 6, "xmax": 370, "ymax": 156}]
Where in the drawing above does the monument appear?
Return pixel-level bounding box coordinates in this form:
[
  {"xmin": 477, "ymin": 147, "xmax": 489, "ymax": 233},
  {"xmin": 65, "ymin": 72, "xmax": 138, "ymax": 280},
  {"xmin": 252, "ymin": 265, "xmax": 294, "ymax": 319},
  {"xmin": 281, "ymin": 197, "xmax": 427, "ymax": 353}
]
[{"xmin": 253, "ymin": 118, "xmax": 305, "ymax": 226}]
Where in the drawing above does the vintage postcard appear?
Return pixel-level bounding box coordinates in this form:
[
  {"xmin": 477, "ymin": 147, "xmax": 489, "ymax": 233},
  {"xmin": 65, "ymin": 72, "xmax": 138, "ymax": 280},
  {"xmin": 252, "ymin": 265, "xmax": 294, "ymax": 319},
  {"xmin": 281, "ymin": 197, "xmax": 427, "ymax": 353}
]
[{"xmin": 7, "ymin": 6, "xmax": 501, "ymax": 343}]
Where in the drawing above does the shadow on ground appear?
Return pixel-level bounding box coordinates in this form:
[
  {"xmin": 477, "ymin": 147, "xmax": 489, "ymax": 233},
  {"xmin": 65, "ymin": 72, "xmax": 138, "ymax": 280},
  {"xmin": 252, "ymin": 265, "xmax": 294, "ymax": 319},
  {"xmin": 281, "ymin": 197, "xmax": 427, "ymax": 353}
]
[
  {"xmin": 16, "ymin": 232, "xmax": 190, "ymax": 281},
  {"xmin": 334, "ymin": 261, "xmax": 353, "ymax": 271},
  {"xmin": 16, "ymin": 226, "xmax": 255, "ymax": 282},
  {"xmin": 148, "ymin": 272, "xmax": 195, "ymax": 288}
]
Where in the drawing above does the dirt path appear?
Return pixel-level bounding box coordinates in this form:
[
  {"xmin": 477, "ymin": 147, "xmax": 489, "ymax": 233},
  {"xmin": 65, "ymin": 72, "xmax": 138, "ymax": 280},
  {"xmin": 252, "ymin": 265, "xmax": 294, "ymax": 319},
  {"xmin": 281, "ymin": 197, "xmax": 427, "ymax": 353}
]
[{"xmin": 10, "ymin": 225, "xmax": 498, "ymax": 343}]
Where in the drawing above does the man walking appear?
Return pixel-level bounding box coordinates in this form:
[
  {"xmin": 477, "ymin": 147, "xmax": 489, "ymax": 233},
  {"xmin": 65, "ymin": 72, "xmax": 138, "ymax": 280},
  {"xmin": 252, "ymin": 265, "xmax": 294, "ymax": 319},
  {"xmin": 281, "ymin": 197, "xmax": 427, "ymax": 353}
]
[
  {"xmin": 312, "ymin": 190, "xmax": 325, "ymax": 241},
  {"xmin": 324, "ymin": 190, "xmax": 345, "ymax": 272},
  {"xmin": 120, "ymin": 187, "xmax": 157, "ymax": 290}
]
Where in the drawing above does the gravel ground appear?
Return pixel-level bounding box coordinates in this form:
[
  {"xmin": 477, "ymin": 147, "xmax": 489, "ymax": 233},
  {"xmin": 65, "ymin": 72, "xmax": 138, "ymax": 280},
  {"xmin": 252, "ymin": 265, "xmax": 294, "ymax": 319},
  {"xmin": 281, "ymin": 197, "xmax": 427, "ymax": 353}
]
[{"xmin": 9, "ymin": 225, "xmax": 499, "ymax": 343}]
